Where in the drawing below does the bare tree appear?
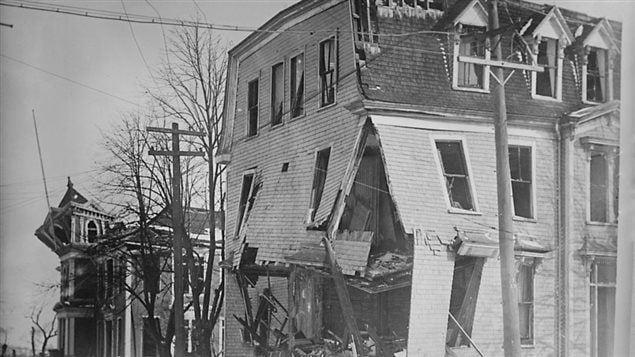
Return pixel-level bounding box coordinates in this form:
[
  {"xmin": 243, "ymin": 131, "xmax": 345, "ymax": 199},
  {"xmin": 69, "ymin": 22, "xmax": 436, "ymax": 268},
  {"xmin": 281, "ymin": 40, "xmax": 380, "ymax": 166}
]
[
  {"xmin": 148, "ymin": 24, "xmax": 228, "ymax": 357},
  {"xmin": 29, "ymin": 306, "xmax": 56, "ymax": 357},
  {"xmin": 95, "ymin": 112, "xmax": 207, "ymax": 357}
]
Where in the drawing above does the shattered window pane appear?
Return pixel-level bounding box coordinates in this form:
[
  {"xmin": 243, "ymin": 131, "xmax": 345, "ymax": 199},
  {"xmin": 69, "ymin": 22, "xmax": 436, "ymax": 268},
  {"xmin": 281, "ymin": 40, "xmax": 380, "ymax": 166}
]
[
  {"xmin": 319, "ymin": 38, "xmax": 336, "ymax": 107},
  {"xmin": 586, "ymin": 48, "xmax": 606, "ymax": 102},
  {"xmin": 271, "ymin": 62, "xmax": 284, "ymax": 126},
  {"xmin": 535, "ymin": 38, "xmax": 558, "ymax": 98},
  {"xmin": 509, "ymin": 145, "xmax": 533, "ymax": 218},
  {"xmin": 457, "ymin": 26, "xmax": 486, "ymax": 89},
  {"xmin": 436, "ymin": 141, "xmax": 474, "ymax": 210},
  {"xmin": 309, "ymin": 148, "xmax": 331, "ymax": 222},
  {"xmin": 590, "ymin": 153, "xmax": 608, "ymax": 222},
  {"xmin": 290, "ymin": 53, "xmax": 305, "ymax": 118},
  {"xmin": 247, "ymin": 79, "xmax": 259, "ymax": 136},
  {"xmin": 236, "ymin": 173, "xmax": 255, "ymax": 237}
]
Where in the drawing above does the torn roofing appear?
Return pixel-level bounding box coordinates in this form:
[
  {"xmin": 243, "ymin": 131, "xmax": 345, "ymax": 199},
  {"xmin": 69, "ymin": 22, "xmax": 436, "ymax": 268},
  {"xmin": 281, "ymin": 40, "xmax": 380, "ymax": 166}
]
[{"xmin": 357, "ymin": 0, "xmax": 619, "ymax": 120}]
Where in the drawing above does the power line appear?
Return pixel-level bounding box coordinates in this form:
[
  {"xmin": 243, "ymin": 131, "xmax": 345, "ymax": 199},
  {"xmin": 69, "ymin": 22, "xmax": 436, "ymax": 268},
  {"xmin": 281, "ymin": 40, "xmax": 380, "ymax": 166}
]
[
  {"xmin": 0, "ymin": 0, "xmax": 453, "ymax": 38},
  {"xmin": 0, "ymin": 0, "xmax": 335, "ymax": 34},
  {"xmin": 0, "ymin": 53, "xmax": 139, "ymax": 106}
]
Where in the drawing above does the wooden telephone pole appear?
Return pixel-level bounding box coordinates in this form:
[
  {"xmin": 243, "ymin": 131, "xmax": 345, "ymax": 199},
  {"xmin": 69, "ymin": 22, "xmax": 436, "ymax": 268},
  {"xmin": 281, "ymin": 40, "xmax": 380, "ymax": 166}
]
[
  {"xmin": 488, "ymin": 0, "xmax": 521, "ymax": 355},
  {"xmin": 148, "ymin": 123, "xmax": 205, "ymax": 356}
]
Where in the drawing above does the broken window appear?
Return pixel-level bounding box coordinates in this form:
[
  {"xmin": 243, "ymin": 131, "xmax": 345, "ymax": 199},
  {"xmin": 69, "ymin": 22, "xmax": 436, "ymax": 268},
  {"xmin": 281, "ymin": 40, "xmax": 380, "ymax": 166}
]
[
  {"xmin": 517, "ymin": 260, "xmax": 534, "ymax": 345},
  {"xmin": 435, "ymin": 141, "xmax": 475, "ymax": 211},
  {"xmin": 247, "ymin": 78, "xmax": 259, "ymax": 137},
  {"xmin": 352, "ymin": 0, "xmax": 378, "ymax": 43},
  {"xmin": 590, "ymin": 152, "xmax": 608, "ymax": 222},
  {"xmin": 456, "ymin": 26, "xmax": 487, "ymax": 90},
  {"xmin": 509, "ymin": 145, "xmax": 533, "ymax": 218},
  {"xmin": 319, "ymin": 37, "xmax": 337, "ymax": 107},
  {"xmin": 586, "ymin": 47, "xmax": 607, "ymax": 102},
  {"xmin": 535, "ymin": 38, "xmax": 558, "ymax": 98},
  {"xmin": 236, "ymin": 172, "xmax": 257, "ymax": 237},
  {"xmin": 271, "ymin": 62, "xmax": 284, "ymax": 125},
  {"xmin": 447, "ymin": 256, "xmax": 484, "ymax": 347},
  {"xmin": 290, "ymin": 53, "xmax": 305, "ymax": 118},
  {"xmin": 590, "ymin": 260, "xmax": 616, "ymax": 357},
  {"xmin": 308, "ymin": 148, "xmax": 331, "ymax": 222}
]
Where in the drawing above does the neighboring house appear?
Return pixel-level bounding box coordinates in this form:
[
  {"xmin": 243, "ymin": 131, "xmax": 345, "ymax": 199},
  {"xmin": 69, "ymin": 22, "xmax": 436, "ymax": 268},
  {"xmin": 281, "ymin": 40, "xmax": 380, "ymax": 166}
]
[
  {"xmin": 35, "ymin": 179, "xmax": 224, "ymax": 357},
  {"xmin": 35, "ymin": 178, "xmax": 114, "ymax": 357},
  {"xmin": 217, "ymin": 0, "xmax": 621, "ymax": 356}
]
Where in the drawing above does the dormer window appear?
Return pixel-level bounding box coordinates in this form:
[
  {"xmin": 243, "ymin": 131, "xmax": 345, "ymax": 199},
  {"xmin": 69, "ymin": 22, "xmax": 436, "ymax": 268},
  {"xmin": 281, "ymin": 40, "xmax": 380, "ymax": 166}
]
[
  {"xmin": 585, "ymin": 47, "xmax": 607, "ymax": 103},
  {"xmin": 579, "ymin": 18, "xmax": 618, "ymax": 104},
  {"xmin": 527, "ymin": 7, "xmax": 572, "ymax": 101},
  {"xmin": 534, "ymin": 38, "xmax": 560, "ymax": 99},
  {"xmin": 456, "ymin": 27, "xmax": 488, "ymax": 89},
  {"xmin": 450, "ymin": 0, "xmax": 490, "ymax": 92}
]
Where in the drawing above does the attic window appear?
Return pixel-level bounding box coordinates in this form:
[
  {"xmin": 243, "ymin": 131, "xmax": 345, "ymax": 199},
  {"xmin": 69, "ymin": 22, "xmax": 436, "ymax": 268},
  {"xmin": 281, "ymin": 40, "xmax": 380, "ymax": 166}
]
[
  {"xmin": 585, "ymin": 47, "xmax": 607, "ymax": 103},
  {"xmin": 352, "ymin": 0, "xmax": 378, "ymax": 43},
  {"xmin": 454, "ymin": 25, "xmax": 489, "ymax": 91},
  {"xmin": 534, "ymin": 38, "xmax": 560, "ymax": 99},
  {"xmin": 308, "ymin": 147, "xmax": 331, "ymax": 222}
]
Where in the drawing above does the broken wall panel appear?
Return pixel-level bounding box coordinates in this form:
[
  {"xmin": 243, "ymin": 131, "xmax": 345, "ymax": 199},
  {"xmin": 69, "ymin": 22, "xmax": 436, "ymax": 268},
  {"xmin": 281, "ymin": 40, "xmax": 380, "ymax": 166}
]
[{"xmin": 406, "ymin": 233, "xmax": 454, "ymax": 356}]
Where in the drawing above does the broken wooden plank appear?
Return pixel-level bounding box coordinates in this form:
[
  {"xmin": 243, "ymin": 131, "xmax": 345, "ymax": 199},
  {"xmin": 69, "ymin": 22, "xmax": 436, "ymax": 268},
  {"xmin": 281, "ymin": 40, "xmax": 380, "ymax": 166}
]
[{"xmin": 322, "ymin": 234, "xmax": 364, "ymax": 356}]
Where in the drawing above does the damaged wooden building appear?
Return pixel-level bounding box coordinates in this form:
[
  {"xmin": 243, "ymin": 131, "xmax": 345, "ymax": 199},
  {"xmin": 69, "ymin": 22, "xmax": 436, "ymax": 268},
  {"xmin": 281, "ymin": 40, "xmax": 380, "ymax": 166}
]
[{"xmin": 216, "ymin": 0, "xmax": 621, "ymax": 356}]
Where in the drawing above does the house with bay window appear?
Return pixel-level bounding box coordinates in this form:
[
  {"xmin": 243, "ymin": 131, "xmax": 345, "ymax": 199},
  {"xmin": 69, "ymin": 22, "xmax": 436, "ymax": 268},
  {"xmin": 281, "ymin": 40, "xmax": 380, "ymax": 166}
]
[
  {"xmin": 34, "ymin": 180, "xmax": 223, "ymax": 357},
  {"xmin": 217, "ymin": 0, "xmax": 621, "ymax": 356}
]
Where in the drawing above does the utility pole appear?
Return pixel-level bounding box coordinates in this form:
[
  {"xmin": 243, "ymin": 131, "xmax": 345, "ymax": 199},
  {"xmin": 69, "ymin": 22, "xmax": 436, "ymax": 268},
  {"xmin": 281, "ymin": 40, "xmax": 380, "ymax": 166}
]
[
  {"xmin": 148, "ymin": 123, "xmax": 205, "ymax": 356},
  {"xmin": 488, "ymin": 0, "xmax": 521, "ymax": 355}
]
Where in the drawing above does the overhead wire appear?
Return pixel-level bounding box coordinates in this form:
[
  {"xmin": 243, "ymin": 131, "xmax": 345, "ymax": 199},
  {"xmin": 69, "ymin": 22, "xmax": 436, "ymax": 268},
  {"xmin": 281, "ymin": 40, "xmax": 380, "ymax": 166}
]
[
  {"xmin": 0, "ymin": 53, "xmax": 140, "ymax": 106},
  {"xmin": 120, "ymin": 0, "xmax": 156, "ymax": 81},
  {"xmin": 0, "ymin": 0, "xmax": 453, "ymax": 38}
]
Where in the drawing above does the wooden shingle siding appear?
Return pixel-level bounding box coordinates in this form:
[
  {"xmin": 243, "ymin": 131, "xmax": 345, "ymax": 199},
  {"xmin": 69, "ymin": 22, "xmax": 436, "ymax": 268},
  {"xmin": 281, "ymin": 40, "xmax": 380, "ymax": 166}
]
[{"xmin": 225, "ymin": 1, "xmax": 361, "ymax": 267}]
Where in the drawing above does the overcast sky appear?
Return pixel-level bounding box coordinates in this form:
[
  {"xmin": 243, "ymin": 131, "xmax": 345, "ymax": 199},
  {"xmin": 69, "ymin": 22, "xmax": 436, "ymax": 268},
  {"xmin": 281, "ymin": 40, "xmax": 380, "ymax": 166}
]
[{"xmin": 0, "ymin": 0, "xmax": 631, "ymax": 348}]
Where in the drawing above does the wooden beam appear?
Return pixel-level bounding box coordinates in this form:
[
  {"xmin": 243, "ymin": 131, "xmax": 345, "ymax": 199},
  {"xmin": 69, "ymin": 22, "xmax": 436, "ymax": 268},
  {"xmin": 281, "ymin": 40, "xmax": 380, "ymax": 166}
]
[
  {"xmin": 322, "ymin": 235, "xmax": 364, "ymax": 356},
  {"xmin": 457, "ymin": 55, "xmax": 544, "ymax": 72}
]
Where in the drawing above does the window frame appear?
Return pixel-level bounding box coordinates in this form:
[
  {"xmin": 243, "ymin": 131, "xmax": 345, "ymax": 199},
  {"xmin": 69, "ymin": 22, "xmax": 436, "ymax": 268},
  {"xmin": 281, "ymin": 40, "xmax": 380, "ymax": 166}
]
[
  {"xmin": 430, "ymin": 134, "xmax": 480, "ymax": 214},
  {"xmin": 531, "ymin": 37, "xmax": 563, "ymax": 101},
  {"xmin": 582, "ymin": 47, "xmax": 609, "ymax": 104},
  {"xmin": 235, "ymin": 170, "xmax": 257, "ymax": 239},
  {"xmin": 509, "ymin": 140, "xmax": 536, "ymax": 220},
  {"xmin": 307, "ymin": 146, "xmax": 332, "ymax": 223},
  {"xmin": 246, "ymin": 77, "xmax": 260, "ymax": 137},
  {"xmin": 588, "ymin": 259, "xmax": 617, "ymax": 357},
  {"xmin": 270, "ymin": 61, "xmax": 285, "ymax": 126},
  {"xmin": 318, "ymin": 36, "xmax": 338, "ymax": 108},
  {"xmin": 289, "ymin": 51, "xmax": 306, "ymax": 119},
  {"xmin": 515, "ymin": 257, "xmax": 536, "ymax": 347},
  {"xmin": 452, "ymin": 25, "xmax": 491, "ymax": 93},
  {"xmin": 586, "ymin": 146, "xmax": 619, "ymax": 224}
]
